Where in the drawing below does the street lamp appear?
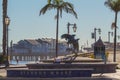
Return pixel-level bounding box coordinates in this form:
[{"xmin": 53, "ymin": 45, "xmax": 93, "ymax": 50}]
[
  {"xmin": 92, "ymin": 28, "xmax": 101, "ymax": 42},
  {"xmin": 66, "ymin": 22, "xmax": 77, "ymax": 53},
  {"xmin": 108, "ymin": 31, "xmax": 113, "ymax": 43},
  {"xmin": 73, "ymin": 24, "xmax": 77, "ymax": 32},
  {"xmin": 5, "ymin": 16, "xmax": 10, "ymax": 67},
  {"xmin": 67, "ymin": 22, "xmax": 77, "ymax": 34}
]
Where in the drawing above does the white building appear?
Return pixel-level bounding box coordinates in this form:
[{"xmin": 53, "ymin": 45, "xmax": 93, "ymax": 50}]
[{"xmin": 11, "ymin": 38, "xmax": 68, "ymax": 56}]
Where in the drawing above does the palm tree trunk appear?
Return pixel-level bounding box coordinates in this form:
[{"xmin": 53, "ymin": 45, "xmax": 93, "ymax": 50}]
[
  {"xmin": 2, "ymin": 0, "xmax": 8, "ymax": 56},
  {"xmin": 113, "ymin": 12, "xmax": 118, "ymax": 62},
  {"xmin": 55, "ymin": 8, "xmax": 59, "ymax": 57}
]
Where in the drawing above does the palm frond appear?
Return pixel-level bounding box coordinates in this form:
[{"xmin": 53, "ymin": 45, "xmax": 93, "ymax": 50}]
[
  {"xmin": 105, "ymin": 0, "xmax": 120, "ymax": 12},
  {"xmin": 40, "ymin": 0, "xmax": 77, "ymax": 18},
  {"xmin": 111, "ymin": 22, "xmax": 118, "ymax": 29},
  {"xmin": 111, "ymin": 22, "xmax": 115, "ymax": 29},
  {"xmin": 48, "ymin": 0, "xmax": 51, "ymax": 4},
  {"xmin": 39, "ymin": 4, "xmax": 55, "ymax": 15},
  {"xmin": 52, "ymin": 0, "xmax": 63, "ymax": 5},
  {"xmin": 61, "ymin": 2, "xmax": 78, "ymax": 19},
  {"xmin": 62, "ymin": 6, "xmax": 78, "ymax": 19},
  {"xmin": 66, "ymin": 8, "xmax": 78, "ymax": 19}
]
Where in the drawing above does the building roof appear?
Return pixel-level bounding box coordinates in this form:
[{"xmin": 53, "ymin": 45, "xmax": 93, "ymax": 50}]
[
  {"xmin": 94, "ymin": 37, "xmax": 105, "ymax": 47},
  {"xmin": 25, "ymin": 39, "xmax": 40, "ymax": 45}
]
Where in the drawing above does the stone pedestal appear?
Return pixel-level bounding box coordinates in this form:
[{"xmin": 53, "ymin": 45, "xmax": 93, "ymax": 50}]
[{"xmin": 7, "ymin": 69, "xmax": 93, "ymax": 78}]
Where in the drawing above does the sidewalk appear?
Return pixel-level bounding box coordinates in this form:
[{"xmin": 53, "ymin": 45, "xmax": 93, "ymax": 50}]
[{"xmin": 92, "ymin": 69, "xmax": 120, "ymax": 80}]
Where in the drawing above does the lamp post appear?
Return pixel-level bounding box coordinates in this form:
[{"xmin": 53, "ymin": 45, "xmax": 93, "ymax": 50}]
[
  {"xmin": 94, "ymin": 28, "xmax": 101, "ymax": 42},
  {"xmin": 5, "ymin": 16, "xmax": 10, "ymax": 67},
  {"xmin": 67, "ymin": 22, "xmax": 77, "ymax": 34},
  {"xmin": 66, "ymin": 22, "xmax": 77, "ymax": 53},
  {"xmin": 108, "ymin": 31, "xmax": 113, "ymax": 43}
]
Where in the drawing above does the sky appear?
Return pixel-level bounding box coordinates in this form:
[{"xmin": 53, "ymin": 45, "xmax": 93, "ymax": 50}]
[{"xmin": 0, "ymin": 0, "xmax": 120, "ymax": 51}]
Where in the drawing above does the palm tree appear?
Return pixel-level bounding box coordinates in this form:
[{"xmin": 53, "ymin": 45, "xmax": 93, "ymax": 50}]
[
  {"xmin": 40, "ymin": 0, "xmax": 77, "ymax": 57},
  {"xmin": 105, "ymin": 0, "xmax": 120, "ymax": 62},
  {"xmin": 2, "ymin": 0, "xmax": 8, "ymax": 56}
]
